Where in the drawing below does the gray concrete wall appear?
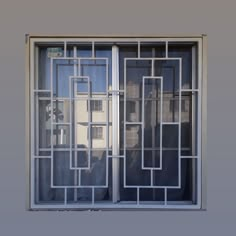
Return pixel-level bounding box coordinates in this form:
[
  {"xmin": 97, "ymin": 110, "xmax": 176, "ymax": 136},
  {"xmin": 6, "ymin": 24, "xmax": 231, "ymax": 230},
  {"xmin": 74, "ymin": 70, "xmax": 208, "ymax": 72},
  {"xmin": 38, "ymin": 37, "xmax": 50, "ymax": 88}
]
[{"xmin": 0, "ymin": 0, "xmax": 235, "ymax": 235}]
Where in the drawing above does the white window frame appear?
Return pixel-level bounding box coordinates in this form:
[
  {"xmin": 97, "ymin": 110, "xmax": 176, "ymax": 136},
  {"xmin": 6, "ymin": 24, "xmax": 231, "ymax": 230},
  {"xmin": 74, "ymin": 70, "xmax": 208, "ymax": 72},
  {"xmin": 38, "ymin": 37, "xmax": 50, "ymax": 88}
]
[{"xmin": 25, "ymin": 35, "xmax": 207, "ymax": 210}]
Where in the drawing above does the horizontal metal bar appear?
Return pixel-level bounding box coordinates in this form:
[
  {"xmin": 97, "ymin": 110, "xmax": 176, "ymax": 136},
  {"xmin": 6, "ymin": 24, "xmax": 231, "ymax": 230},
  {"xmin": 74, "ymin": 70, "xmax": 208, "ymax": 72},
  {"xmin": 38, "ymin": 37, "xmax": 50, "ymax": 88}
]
[
  {"xmin": 124, "ymin": 57, "xmax": 181, "ymax": 61},
  {"xmin": 34, "ymin": 90, "xmax": 51, "ymax": 92},
  {"xmin": 181, "ymin": 89, "xmax": 199, "ymax": 92},
  {"xmin": 125, "ymin": 122, "xmax": 143, "ymax": 125},
  {"xmin": 52, "ymin": 122, "xmax": 70, "ymax": 125},
  {"xmin": 51, "ymin": 57, "xmax": 109, "ymax": 61},
  {"xmin": 107, "ymin": 155, "xmax": 125, "ymax": 158},
  {"xmin": 33, "ymin": 156, "xmax": 51, "ymax": 159},
  {"xmin": 108, "ymin": 90, "xmax": 125, "ymax": 93},
  {"xmin": 123, "ymin": 185, "xmax": 181, "ymax": 189},
  {"xmin": 31, "ymin": 204, "xmax": 200, "ymax": 210},
  {"xmin": 180, "ymin": 156, "xmax": 199, "ymax": 159},
  {"xmin": 162, "ymin": 122, "xmax": 180, "ymax": 125},
  {"xmin": 142, "ymin": 167, "xmax": 162, "ymax": 170},
  {"xmin": 51, "ymin": 185, "xmax": 108, "ymax": 188},
  {"xmin": 30, "ymin": 36, "xmax": 203, "ymax": 43},
  {"xmin": 39, "ymin": 148, "xmax": 112, "ymax": 151}
]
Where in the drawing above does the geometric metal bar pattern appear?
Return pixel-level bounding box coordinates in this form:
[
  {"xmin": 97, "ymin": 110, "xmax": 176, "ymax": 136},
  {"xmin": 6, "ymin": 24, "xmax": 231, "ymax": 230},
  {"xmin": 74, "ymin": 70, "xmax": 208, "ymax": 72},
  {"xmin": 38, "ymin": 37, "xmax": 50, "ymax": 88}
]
[{"xmin": 30, "ymin": 37, "xmax": 203, "ymax": 209}]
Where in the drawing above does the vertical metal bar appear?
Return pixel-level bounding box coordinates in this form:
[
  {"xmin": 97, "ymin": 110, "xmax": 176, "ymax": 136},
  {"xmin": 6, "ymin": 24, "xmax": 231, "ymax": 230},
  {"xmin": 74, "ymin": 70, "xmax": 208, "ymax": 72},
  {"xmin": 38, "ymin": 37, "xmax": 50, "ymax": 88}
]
[
  {"xmin": 151, "ymin": 50, "xmax": 156, "ymax": 169},
  {"xmin": 141, "ymin": 78, "xmax": 145, "ymax": 169},
  {"xmin": 160, "ymin": 77, "xmax": 163, "ymax": 169},
  {"xmin": 106, "ymin": 58, "xmax": 109, "ymax": 187},
  {"xmin": 201, "ymin": 36, "xmax": 207, "ymax": 209},
  {"xmin": 151, "ymin": 51, "xmax": 156, "ymax": 199},
  {"xmin": 150, "ymin": 169, "xmax": 153, "ymax": 186},
  {"xmin": 92, "ymin": 187, "xmax": 95, "ymax": 205},
  {"xmin": 178, "ymin": 58, "xmax": 182, "ymax": 187},
  {"xmin": 165, "ymin": 41, "xmax": 169, "ymax": 58},
  {"xmin": 35, "ymin": 46, "xmax": 39, "ymax": 204},
  {"xmin": 30, "ymin": 40, "xmax": 35, "ymax": 206},
  {"xmin": 92, "ymin": 41, "xmax": 95, "ymax": 58},
  {"xmin": 26, "ymin": 35, "xmax": 30, "ymax": 209},
  {"xmin": 123, "ymin": 59, "xmax": 127, "ymax": 188},
  {"xmin": 191, "ymin": 45, "xmax": 197, "ymax": 203},
  {"xmin": 50, "ymin": 57, "xmax": 54, "ymax": 186},
  {"xmin": 198, "ymin": 38, "xmax": 203, "ymax": 207},
  {"xmin": 112, "ymin": 45, "xmax": 120, "ymax": 202},
  {"xmin": 64, "ymin": 41, "xmax": 67, "ymax": 57},
  {"xmin": 64, "ymin": 188, "xmax": 67, "ymax": 205},
  {"xmin": 164, "ymin": 188, "xmax": 167, "ymax": 205},
  {"xmin": 137, "ymin": 187, "xmax": 140, "ymax": 205},
  {"xmin": 151, "ymin": 60, "xmax": 154, "ymax": 191},
  {"xmin": 138, "ymin": 41, "xmax": 140, "ymax": 58},
  {"xmin": 73, "ymin": 46, "xmax": 78, "ymax": 201},
  {"xmin": 78, "ymin": 58, "xmax": 82, "ymax": 187}
]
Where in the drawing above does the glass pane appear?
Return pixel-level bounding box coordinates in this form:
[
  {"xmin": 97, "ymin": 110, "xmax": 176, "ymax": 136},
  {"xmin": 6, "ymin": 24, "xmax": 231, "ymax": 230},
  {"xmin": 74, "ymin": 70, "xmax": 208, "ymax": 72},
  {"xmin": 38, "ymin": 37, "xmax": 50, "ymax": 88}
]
[
  {"xmin": 38, "ymin": 100, "xmax": 51, "ymax": 149},
  {"xmin": 140, "ymin": 42, "xmax": 165, "ymax": 58},
  {"xmin": 153, "ymin": 151, "xmax": 179, "ymax": 186},
  {"xmin": 80, "ymin": 59, "xmax": 107, "ymax": 95},
  {"xmin": 168, "ymin": 43, "xmax": 197, "ymax": 89}
]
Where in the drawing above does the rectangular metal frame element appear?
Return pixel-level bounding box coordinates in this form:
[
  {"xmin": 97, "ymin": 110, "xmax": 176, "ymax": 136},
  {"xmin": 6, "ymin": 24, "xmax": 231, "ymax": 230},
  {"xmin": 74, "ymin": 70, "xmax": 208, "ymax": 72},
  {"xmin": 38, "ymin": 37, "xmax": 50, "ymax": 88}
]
[
  {"xmin": 124, "ymin": 58, "xmax": 182, "ymax": 192},
  {"xmin": 142, "ymin": 76, "xmax": 163, "ymax": 170},
  {"xmin": 26, "ymin": 35, "xmax": 207, "ymax": 210}
]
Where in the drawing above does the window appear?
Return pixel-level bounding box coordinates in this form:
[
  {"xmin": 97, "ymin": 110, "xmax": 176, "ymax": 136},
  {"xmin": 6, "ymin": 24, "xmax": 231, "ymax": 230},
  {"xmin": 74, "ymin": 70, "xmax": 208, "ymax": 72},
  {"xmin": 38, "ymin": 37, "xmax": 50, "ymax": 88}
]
[
  {"xmin": 26, "ymin": 36, "xmax": 207, "ymax": 210},
  {"xmin": 88, "ymin": 100, "xmax": 103, "ymax": 112},
  {"xmin": 90, "ymin": 127, "xmax": 103, "ymax": 139}
]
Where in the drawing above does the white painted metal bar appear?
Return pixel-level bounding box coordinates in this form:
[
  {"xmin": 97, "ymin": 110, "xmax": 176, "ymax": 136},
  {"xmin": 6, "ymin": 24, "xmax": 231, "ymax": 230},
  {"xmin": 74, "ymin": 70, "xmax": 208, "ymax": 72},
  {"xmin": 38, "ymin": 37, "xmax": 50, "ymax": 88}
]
[
  {"xmin": 150, "ymin": 170, "xmax": 153, "ymax": 186},
  {"xmin": 73, "ymin": 46, "xmax": 78, "ymax": 202},
  {"xmin": 107, "ymin": 155, "xmax": 125, "ymax": 158},
  {"xmin": 92, "ymin": 187, "xmax": 95, "ymax": 205},
  {"xmin": 33, "ymin": 90, "xmax": 51, "ymax": 92},
  {"xmin": 52, "ymin": 122, "xmax": 70, "ymax": 125},
  {"xmin": 126, "ymin": 122, "xmax": 143, "ymax": 125},
  {"xmin": 165, "ymin": 41, "xmax": 169, "ymax": 58},
  {"xmin": 137, "ymin": 41, "xmax": 140, "ymax": 58},
  {"xmin": 125, "ymin": 57, "xmax": 182, "ymax": 61},
  {"xmin": 164, "ymin": 188, "xmax": 167, "ymax": 205},
  {"xmin": 64, "ymin": 188, "xmax": 67, "ymax": 205},
  {"xmin": 178, "ymin": 58, "xmax": 182, "ymax": 188},
  {"xmin": 64, "ymin": 41, "xmax": 67, "ymax": 57},
  {"xmin": 30, "ymin": 37, "xmax": 203, "ymax": 44},
  {"xmin": 30, "ymin": 40, "xmax": 35, "ymax": 206},
  {"xmin": 181, "ymin": 89, "xmax": 199, "ymax": 92},
  {"xmin": 69, "ymin": 71, "xmax": 73, "ymax": 171},
  {"xmin": 108, "ymin": 90, "xmax": 124, "ymax": 93},
  {"xmin": 105, "ymin": 57, "xmax": 109, "ymax": 187},
  {"xmin": 112, "ymin": 45, "xmax": 120, "ymax": 203},
  {"xmin": 34, "ymin": 156, "xmax": 52, "ymax": 159},
  {"xmin": 123, "ymin": 58, "xmax": 127, "ymax": 190},
  {"xmin": 180, "ymin": 156, "xmax": 199, "ymax": 159},
  {"xmin": 35, "ymin": 46, "xmax": 39, "ymax": 203},
  {"xmin": 162, "ymin": 122, "xmax": 179, "ymax": 125},
  {"xmin": 191, "ymin": 44, "xmax": 197, "ymax": 203},
  {"xmin": 92, "ymin": 41, "xmax": 95, "ymax": 58},
  {"xmin": 137, "ymin": 187, "xmax": 140, "ymax": 205},
  {"xmin": 50, "ymin": 57, "xmax": 54, "ymax": 188},
  {"xmin": 123, "ymin": 185, "xmax": 181, "ymax": 189},
  {"xmin": 141, "ymin": 76, "xmax": 163, "ymax": 171},
  {"xmin": 51, "ymin": 184, "xmax": 107, "ymax": 188},
  {"xmin": 197, "ymin": 38, "xmax": 203, "ymax": 206}
]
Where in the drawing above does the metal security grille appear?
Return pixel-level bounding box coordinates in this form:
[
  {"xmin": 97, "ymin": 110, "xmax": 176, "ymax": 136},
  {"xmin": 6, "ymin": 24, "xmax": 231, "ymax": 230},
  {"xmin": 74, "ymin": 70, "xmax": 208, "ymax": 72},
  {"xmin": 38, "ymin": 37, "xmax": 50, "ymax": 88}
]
[{"xmin": 28, "ymin": 36, "xmax": 206, "ymax": 210}]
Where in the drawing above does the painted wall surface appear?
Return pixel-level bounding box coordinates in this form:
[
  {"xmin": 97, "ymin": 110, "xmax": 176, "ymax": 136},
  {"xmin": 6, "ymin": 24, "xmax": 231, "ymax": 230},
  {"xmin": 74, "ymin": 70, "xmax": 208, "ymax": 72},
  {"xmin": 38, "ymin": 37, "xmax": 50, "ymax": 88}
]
[{"xmin": 0, "ymin": 0, "xmax": 235, "ymax": 235}]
